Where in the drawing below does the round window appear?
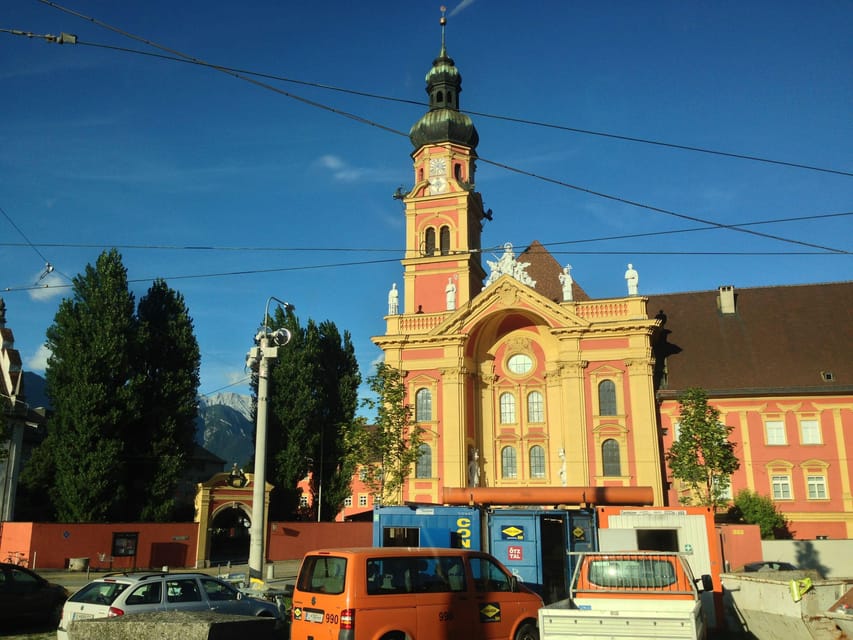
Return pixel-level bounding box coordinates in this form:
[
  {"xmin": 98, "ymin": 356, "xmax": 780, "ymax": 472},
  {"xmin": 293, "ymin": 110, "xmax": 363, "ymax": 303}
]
[{"xmin": 507, "ymin": 353, "xmax": 533, "ymax": 375}]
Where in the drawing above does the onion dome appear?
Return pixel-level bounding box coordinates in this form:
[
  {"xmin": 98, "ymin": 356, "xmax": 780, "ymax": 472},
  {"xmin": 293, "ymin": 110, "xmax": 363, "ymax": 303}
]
[{"xmin": 409, "ymin": 11, "xmax": 479, "ymax": 150}]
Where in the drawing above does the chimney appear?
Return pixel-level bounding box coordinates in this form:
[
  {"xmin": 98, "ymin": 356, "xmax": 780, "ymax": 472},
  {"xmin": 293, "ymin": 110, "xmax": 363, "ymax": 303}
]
[{"xmin": 718, "ymin": 285, "xmax": 736, "ymax": 314}]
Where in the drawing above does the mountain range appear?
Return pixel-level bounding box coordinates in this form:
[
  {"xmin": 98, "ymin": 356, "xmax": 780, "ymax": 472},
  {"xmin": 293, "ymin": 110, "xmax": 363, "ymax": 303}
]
[{"xmin": 22, "ymin": 372, "xmax": 255, "ymax": 469}]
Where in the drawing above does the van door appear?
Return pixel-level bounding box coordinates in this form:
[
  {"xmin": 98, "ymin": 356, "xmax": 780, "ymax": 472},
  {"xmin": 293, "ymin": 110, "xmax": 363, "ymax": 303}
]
[
  {"xmin": 412, "ymin": 556, "xmax": 472, "ymax": 638},
  {"xmin": 468, "ymin": 555, "xmax": 538, "ymax": 640}
]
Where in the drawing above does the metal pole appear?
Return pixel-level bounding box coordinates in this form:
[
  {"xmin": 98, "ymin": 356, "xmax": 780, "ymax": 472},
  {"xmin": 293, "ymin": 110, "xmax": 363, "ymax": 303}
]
[
  {"xmin": 248, "ymin": 331, "xmax": 270, "ymax": 581},
  {"xmin": 247, "ymin": 296, "xmax": 293, "ymax": 582}
]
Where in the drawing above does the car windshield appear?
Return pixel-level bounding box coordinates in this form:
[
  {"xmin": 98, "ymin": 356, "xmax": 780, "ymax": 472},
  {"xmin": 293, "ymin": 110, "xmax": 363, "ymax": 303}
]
[{"xmin": 70, "ymin": 581, "xmax": 130, "ymax": 605}]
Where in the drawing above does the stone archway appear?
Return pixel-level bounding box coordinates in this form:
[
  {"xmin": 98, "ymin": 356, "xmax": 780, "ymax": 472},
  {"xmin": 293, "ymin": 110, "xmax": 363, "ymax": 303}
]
[{"xmin": 194, "ymin": 470, "xmax": 272, "ymax": 568}]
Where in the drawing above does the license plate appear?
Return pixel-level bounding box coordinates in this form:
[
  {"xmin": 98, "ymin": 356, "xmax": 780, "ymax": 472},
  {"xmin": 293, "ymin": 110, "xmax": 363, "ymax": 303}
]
[
  {"xmin": 72, "ymin": 612, "xmax": 94, "ymax": 620},
  {"xmin": 305, "ymin": 609, "xmax": 324, "ymax": 623}
]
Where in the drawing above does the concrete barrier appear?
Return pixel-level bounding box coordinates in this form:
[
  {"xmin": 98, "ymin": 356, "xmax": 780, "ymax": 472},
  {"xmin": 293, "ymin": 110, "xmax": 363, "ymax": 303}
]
[{"xmin": 68, "ymin": 611, "xmax": 281, "ymax": 639}]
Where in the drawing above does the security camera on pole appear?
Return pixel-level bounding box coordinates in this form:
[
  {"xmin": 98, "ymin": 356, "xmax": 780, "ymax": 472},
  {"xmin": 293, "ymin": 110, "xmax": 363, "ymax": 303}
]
[{"xmin": 245, "ymin": 296, "xmax": 294, "ymax": 583}]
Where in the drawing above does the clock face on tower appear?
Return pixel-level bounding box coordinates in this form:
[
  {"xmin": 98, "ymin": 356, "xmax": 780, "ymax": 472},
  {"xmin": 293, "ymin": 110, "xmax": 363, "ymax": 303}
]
[
  {"xmin": 429, "ymin": 157, "xmax": 447, "ymax": 177},
  {"xmin": 428, "ymin": 157, "xmax": 448, "ymax": 194}
]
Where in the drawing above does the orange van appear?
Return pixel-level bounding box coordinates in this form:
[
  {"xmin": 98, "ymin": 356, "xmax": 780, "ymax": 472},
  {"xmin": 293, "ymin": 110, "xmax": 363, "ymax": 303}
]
[{"xmin": 290, "ymin": 546, "xmax": 542, "ymax": 640}]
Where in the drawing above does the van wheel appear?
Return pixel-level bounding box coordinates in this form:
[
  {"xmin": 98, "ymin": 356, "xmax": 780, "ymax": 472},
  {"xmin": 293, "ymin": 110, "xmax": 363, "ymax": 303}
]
[
  {"xmin": 380, "ymin": 633, "xmax": 406, "ymax": 640},
  {"xmin": 514, "ymin": 621, "xmax": 539, "ymax": 640}
]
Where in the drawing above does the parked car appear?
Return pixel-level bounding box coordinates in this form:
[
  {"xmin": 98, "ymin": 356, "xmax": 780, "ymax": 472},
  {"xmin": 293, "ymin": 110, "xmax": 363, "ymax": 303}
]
[
  {"xmin": 742, "ymin": 561, "xmax": 798, "ymax": 572},
  {"xmin": 0, "ymin": 562, "xmax": 69, "ymax": 626},
  {"xmin": 57, "ymin": 571, "xmax": 282, "ymax": 639}
]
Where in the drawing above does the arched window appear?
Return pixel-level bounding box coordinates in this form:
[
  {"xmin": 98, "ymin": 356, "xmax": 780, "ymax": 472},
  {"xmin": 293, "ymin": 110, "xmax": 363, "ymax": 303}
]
[
  {"xmin": 415, "ymin": 444, "xmax": 432, "ymax": 479},
  {"xmin": 527, "ymin": 391, "xmax": 544, "ymax": 423},
  {"xmin": 529, "ymin": 445, "xmax": 545, "ymax": 478},
  {"xmin": 415, "ymin": 388, "xmax": 432, "ymax": 422},
  {"xmin": 439, "ymin": 226, "xmax": 450, "ymax": 255},
  {"xmin": 424, "ymin": 228, "xmax": 436, "ymax": 256},
  {"xmin": 499, "ymin": 392, "xmax": 516, "ymax": 424},
  {"xmin": 436, "ymin": 90, "xmax": 444, "ymax": 104},
  {"xmin": 501, "ymin": 446, "xmax": 517, "ymax": 479},
  {"xmin": 602, "ymin": 439, "xmax": 621, "ymax": 476},
  {"xmin": 598, "ymin": 380, "xmax": 617, "ymax": 416},
  {"xmin": 454, "ymin": 163, "xmax": 462, "ymax": 180}
]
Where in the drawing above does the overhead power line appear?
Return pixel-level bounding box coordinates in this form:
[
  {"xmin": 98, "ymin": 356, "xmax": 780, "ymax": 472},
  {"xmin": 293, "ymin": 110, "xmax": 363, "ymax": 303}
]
[
  {"xmin": 8, "ymin": 3, "xmax": 852, "ymax": 256},
  {"xmin": 5, "ymin": 23, "xmax": 851, "ymax": 179}
]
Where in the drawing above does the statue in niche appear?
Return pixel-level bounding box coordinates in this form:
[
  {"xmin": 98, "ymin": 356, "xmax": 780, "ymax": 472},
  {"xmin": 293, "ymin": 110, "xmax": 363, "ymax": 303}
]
[
  {"xmin": 558, "ymin": 264, "xmax": 574, "ymax": 301},
  {"xmin": 387, "ymin": 283, "xmax": 399, "ymax": 315},
  {"xmin": 468, "ymin": 448, "xmax": 480, "ymax": 487}
]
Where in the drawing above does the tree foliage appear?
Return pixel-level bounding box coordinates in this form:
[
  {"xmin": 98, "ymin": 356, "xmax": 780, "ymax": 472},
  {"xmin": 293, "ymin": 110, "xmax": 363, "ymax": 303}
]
[
  {"xmin": 729, "ymin": 489, "xmax": 788, "ymax": 539},
  {"xmin": 259, "ymin": 308, "xmax": 360, "ymax": 521},
  {"xmin": 665, "ymin": 387, "xmax": 740, "ymax": 511},
  {"xmin": 25, "ymin": 250, "xmax": 200, "ymax": 522},
  {"xmin": 344, "ymin": 364, "xmax": 423, "ymax": 506},
  {"xmin": 129, "ymin": 279, "xmax": 200, "ymax": 521}
]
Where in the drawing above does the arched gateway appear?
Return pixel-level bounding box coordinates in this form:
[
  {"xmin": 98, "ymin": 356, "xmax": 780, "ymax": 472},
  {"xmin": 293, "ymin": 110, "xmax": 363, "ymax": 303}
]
[{"xmin": 194, "ymin": 470, "xmax": 272, "ymax": 568}]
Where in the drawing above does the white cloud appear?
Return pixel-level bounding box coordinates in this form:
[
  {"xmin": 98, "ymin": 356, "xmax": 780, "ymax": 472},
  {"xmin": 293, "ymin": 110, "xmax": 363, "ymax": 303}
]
[
  {"xmin": 449, "ymin": 0, "xmax": 477, "ymax": 17},
  {"xmin": 27, "ymin": 344, "xmax": 51, "ymax": 373},
  {"xmin": 368, "ymin": 353, "xmax": 385, "ymax": 372},
  {"xmin": 28, "ymin": 271, "xmax": 67, "ymax": 302}
]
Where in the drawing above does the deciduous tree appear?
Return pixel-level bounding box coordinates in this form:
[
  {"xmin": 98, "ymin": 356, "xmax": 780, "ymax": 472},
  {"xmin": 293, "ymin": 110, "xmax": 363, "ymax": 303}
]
[
  {"xmin": 729, "ymin": 489, "xmax": 788, "ymax": 539},
  {"xmin": 345, "ymin": 364, "xmax": 423, "ymax": 506},
  {"xmin": 666, "ymin": 387, "xmax": 740, "ymax": 511}
]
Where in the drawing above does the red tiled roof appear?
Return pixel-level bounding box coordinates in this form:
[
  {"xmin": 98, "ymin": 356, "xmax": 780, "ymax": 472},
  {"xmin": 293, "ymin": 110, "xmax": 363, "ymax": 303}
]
[
  {"xmin": 648, "ymin": 281, "xmax": 853, "ymax": 397},
  {"xmin": 519, "ymin": 240, "xmax": 591, "ymax": 302}
]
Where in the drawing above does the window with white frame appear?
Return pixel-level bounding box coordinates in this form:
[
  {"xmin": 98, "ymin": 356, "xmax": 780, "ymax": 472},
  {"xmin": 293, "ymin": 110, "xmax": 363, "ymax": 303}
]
[
  {"xmin": 800, "ymin": 419, "xmax": 821, "ymax": 445},
  {"xmin": 344, "ymin": 496, "xmax": 353, "ymax": 507},
  {"xmin": 527, "ymin": 391, "xmax": 544, "ymax": 423},
  {"xmin": 807, "ymin": 475, "xmax": 827, "ymax": 500},
  {"xmin": 713, "ymin": 476, "xmax": 733, "ymax": 500},
  {"xmin": 598, "ymin": 380, "xmax": 617, "ymax": 416},
  {"xmin": 602, "ymin": 439, "xmax": 621, "ymax": 477},
  {"xmin": 529, "ymin": 445, "xmax": 545, "ymax": 479},
  {"xmin": 358, "ymin": 494, "xmax": 368, "ymax": 507},
  {"xmin": 415, "ymin": 388, "xmax": 432, "ymax": 422},
  {"xmin": 771, "ymin": 474, "xmax": 792, "ymax": 500},
  {"xmin": 501, "ymin": 446, "xmax": 518, "ymax": 479},
  {"xmin": 415, "ymin": 443, "xmax": 432, "ymax": 479},
  {"xmin": 299, "ymin": 494, "xmax": 309, "ymax": 507},
  {"xmin": 672, "ymin": 420, "xmax": 681, "ymax": 441},
  {"xmin": 499, "ymin": 392, "xmax": 517, "ymax": 424},
  {"xmin": 765, "ymin": 420, "xmax": 787, "ymax": 445}
]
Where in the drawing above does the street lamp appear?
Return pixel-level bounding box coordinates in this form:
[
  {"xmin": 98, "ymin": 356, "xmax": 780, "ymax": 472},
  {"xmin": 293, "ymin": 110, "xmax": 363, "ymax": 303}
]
[{"xmin": 246, "ymin": 296, "xmax": 294, "ymax": 582}]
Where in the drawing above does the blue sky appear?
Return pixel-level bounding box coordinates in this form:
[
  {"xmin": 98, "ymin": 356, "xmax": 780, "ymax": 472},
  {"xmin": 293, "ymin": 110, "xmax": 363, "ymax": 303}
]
[{"xmin": 2, "ymin": 0, "xmax": 851, "ymax": 402}]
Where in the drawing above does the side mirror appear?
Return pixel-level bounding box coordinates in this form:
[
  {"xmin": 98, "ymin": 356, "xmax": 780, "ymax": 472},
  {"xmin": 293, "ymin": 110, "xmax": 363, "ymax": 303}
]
[
  {"xmin": 509, "ymin": 575, "xmax": 519, "ymax": 592},
  {"xmin": 236, "ymin": 591, "xmax": 244, "ymax": 600},
  {"xmin": 700, "ymin": 575, "xmax": 714, "ymax": 592}
]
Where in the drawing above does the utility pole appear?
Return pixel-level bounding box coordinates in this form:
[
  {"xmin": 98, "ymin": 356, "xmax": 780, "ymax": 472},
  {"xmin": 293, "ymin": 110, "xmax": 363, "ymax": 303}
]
[{"xmin": 246, "ymin": 296, "xmax": 293, "ymax": 582}]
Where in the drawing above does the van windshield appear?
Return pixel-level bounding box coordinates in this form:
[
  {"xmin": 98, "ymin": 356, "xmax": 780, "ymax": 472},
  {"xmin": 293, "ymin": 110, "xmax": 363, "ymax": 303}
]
[{"xmin": 297, "ymin": 556, "xmax": 347, "ymax": 595}]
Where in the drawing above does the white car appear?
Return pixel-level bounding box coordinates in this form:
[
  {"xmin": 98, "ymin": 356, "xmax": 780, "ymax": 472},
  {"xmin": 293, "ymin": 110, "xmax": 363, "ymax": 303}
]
[{"xmin": 57, "ymin": 570, "xmax": 282, "ymax": 639}]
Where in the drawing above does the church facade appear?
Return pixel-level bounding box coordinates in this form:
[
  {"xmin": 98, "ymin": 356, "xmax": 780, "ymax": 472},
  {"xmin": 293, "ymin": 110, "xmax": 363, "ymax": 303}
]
[
  {"xmin": 373, "ymin": 32, "xmax": 666, "ymax": 509},
  {"xmin": 368, "ymin": 25, "xmax": 853, "ymax": 539}
]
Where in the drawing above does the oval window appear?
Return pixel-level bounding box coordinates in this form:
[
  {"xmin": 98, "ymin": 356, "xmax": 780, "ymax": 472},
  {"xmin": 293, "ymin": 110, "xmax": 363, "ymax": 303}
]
[{"xmin": 507, "ymin": 353, "xmax": 533, "ymax": 375}]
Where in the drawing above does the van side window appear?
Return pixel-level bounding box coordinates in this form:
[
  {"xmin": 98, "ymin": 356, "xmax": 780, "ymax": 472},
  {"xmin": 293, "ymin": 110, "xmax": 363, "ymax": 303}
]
[
  {"xmin": 470, "ymin": 556, "xmax": 512, "ymax": 592},
  {"xmin": 297, "ymin": 556, "xmax": 347, "ymax": 595},
  {"xmin": 366, "ymin": 556, "xmax": 466, "ymax": 594}
]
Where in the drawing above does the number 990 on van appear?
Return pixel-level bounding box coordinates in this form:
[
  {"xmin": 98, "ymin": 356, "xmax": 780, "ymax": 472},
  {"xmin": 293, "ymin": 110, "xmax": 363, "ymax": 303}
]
[{"xmin": 290, "ymin": 547, "xmax": 543, "ymax": 640}]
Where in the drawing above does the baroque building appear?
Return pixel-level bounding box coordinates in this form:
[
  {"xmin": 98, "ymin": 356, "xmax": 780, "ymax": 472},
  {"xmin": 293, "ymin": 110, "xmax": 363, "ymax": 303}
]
[
  {"xmin": 368, "ymin": 22, "xmax": 853, "ymax": 540},
  {"xmin": 373, "ymin": 28, "xmax": 666, "ymax": 508}
]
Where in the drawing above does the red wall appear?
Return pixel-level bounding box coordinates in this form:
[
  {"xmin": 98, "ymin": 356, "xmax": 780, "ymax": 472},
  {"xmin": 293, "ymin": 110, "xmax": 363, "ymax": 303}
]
[
  {"xmin": 0, "ymin": 522, "xmax": 199, "ymax": 570},
  {"xmin": 717, "ymin": 523, "xmax": 763, "ymax": 572},
  {"xmin": 267, "ymin": 522, "xmax": 372, "ymax": 560}
]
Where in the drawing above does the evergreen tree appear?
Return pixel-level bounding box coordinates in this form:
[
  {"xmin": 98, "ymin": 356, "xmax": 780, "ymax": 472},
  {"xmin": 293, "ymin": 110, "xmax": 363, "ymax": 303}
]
[
  {"xmin": 258, "ymin": 308, "xmax": 360, "ymax": 520},
  {"xmin": 345, "ymin": 363, "xmax": 423, "ymax": 506},
  {"xmin": 665, "ymin": 387, "xmax": 740, "ymax": 511},
  {"xmin": 130, "ymin": 279, "xmax": 200, "ymax": 521},
  {"xmin": 27, "ymin": 252, "xmax": 201, "ymax": 522},
  {"xmin": 44, "ymin": 249, "xmax": 137, "ymax": 521}
]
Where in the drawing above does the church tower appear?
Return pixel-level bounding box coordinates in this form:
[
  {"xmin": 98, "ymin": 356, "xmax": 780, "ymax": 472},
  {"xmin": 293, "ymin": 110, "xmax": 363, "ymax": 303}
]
[{"xmin": 400, "ymin": 12, "xmax": 487, "ymax": 314}]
